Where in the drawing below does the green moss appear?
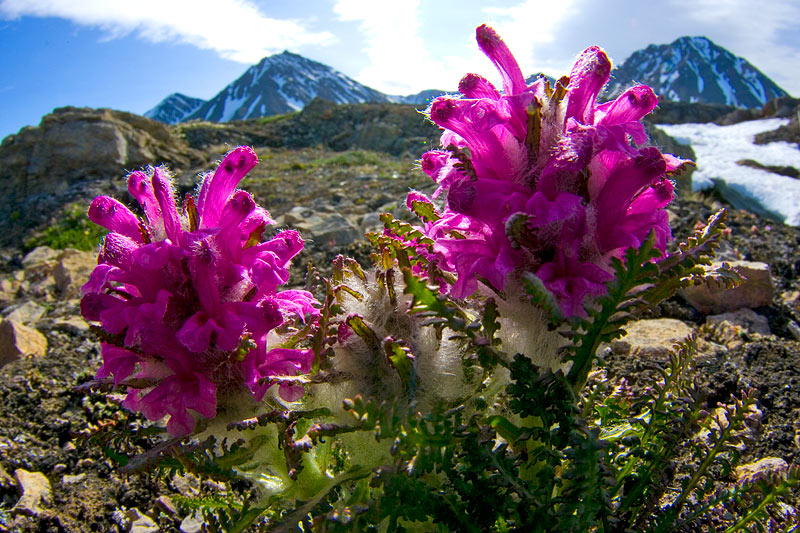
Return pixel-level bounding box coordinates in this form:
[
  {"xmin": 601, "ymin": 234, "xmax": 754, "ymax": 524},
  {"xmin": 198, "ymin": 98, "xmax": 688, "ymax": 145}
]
[
  {"xmin": 256, "ymin": 113, "xmax": 295, "ymax": 125},
  {"xmin": 310, "ymin": 150, "xmax": 387, "ymax": 168},
  {"xmin": 24, "ymin": 203, "xmax": 107, "ymax": 252}
]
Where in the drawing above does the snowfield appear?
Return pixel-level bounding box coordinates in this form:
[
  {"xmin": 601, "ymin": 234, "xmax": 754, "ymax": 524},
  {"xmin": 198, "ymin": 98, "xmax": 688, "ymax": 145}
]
[{"xmin": 657, "ymin": 118, "xmax": 800, "ymax": 225}]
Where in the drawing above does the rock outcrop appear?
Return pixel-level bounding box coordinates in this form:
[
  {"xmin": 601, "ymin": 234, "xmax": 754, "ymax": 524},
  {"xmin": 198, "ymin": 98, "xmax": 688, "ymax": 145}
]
[
  {"xmin": 0, "ymin": 107, "xmax": 202, "ymax": 247},
  {"xmin": 179, "ymin": 98, "xmax": 440, "ymax": 157}
]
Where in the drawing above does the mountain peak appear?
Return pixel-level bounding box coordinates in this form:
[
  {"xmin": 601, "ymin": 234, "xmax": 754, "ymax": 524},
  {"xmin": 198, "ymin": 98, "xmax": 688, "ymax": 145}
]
[
  {"xmin": 605, "ymin": 36, "xmax": 787, "ymax": 108},
  {"xmin": 184, "ymin": 50, "xmax": 391, "ymax": 122},
  {"xmin": 144, "ymin": 92, "xmax": 205, "ymax": 124}
]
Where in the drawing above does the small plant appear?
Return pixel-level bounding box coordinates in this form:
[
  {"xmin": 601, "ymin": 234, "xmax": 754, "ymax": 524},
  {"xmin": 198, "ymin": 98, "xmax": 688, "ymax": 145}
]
[
  {"xmin": 77, "ymin": 24, "xmax": 798, "ymax": 532},
  {"xmin": 25, "ymin": 203, "xmax": 108, "ymax": 251},
  {"xmin": 311, "ymin": 150, "xmax": 388, "ymax": 168}
]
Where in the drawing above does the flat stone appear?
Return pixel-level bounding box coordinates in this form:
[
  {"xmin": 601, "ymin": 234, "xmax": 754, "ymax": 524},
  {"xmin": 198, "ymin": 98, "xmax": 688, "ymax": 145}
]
[
  {"xmin": 54, "ymin": 249, "xmax": 97, "ymax": 297},
  {"xmin": 3, "ymin": 301, "xmax": 47, "ymax": 325},
  {"xmin": 707, "ymin": 307, "xmax": 771, "ymax": 336},
  {"xmin": 180, "ymin": 511, "xmax": 205, "ymax": 533},
  {"xmin": 13, "ymin": 469, "xmax": 52, "ymax": 516},
  {"xmin": 736, "ymin": 457, "xmax": 789, "ymax": 485},
  {"xmin": 280, "ymin": 206, "xmax": 322, "ymax": 226},
  {"xmin": 22, "ymin": 246, "xmax": 59, "ymax": 268},
  {"xmin": 280, "ymin": 207, "xmax": 361, "ymax": 248},
  {"xmin": 610, "ymin": 318, "xmax": 694, "ymax": 359},
  {"xmin": 681, "ymin": 260, "xmax": 774, "ymax": 314},
  {"xmin": 308, "ymin": 214, "xmax": 361, "ymax": 248},
  {"xmin": 51, "ymin": 317, "xmax": 90, "ymax": 334},
  {"xmin": 127, "ymin": 507, "xmax": 159, "ymax": 533},
  {"xmin": 0, "ymin": 319, "xmax": 48, "ymax": 368}
]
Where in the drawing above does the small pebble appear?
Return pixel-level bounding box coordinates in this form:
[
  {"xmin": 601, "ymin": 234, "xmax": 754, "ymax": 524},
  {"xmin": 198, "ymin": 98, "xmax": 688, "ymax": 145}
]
[
  {"xmin": 180, "ymin": 511, "xmax": 205, "ymax": 533},
  {"xmin": 155, "ymin": 495, "xmax": 178, "ymax": 516},
  {"xmin": 76, "ymin": 458, "xmax": 94, "ymax": 470},
  {"xmin": 788, "ymin": 321, "xmax": 800, "ymax": 341},
  {"xmin": 62, "ymin": 473, "xmax": 86, "ymax": 485}
]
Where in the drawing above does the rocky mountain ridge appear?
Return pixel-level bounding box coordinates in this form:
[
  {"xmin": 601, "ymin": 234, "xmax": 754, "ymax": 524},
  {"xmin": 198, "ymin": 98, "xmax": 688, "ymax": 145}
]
[
  {"xmin": 605, "ymin": 36, "xmax": 787, "ymax": 108},
  {"xmin": 146, "ymin": 37, "xmax": 789, "ymax": 125},
  {"xmin": 147, "ymin": 51, "xmax": 447, "ymax": 125},
  {"xmin": 143, "ymin": 93, "xmax": 204, "ymax": 124}
]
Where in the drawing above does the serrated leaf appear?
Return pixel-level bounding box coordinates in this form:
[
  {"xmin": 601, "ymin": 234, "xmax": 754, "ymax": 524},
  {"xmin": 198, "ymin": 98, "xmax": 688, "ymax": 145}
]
[
  {"xmin": 384, "ymin": 337, "xmax": 416, "ymax": 400},
  {"xmin": 409, "ymin": 199, "xmax": 442, "ymax": 223}
]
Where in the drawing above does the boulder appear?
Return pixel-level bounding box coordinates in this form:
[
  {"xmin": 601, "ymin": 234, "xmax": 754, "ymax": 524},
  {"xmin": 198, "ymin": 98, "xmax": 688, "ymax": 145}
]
[
  {"xmin": 0, "ymin": 319, "xmax": 48, "ymax": 367},
  {"xmin": 13, "ymin": 469, "xmax": 51, "ymax": 516},
  {"xmin": 54, "ymin": 248, "xmax": 97, "ymax": 297},
  {"xmin": 610, "ymin": 318, "xmax": 695, "ymax": 359},
  {"xmin": 681, "ymin": 261, "xmax": 774, "ymax": 314}
]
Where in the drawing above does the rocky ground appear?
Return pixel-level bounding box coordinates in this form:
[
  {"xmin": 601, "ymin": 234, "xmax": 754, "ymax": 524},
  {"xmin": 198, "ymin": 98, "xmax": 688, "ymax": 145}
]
[{"xmin": 1, "ymin": 103, "xmax": 800, "ymax": 531}]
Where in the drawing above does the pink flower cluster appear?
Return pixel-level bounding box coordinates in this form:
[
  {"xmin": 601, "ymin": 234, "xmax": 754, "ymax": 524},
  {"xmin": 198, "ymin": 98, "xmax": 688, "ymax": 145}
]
[
  {"xmin": 81, "ymin": 147, "xmax": 319, "ymax": 436},
  {"xmin": 410, "ymin": 25, "xmax": 685, "ymax": 316}
]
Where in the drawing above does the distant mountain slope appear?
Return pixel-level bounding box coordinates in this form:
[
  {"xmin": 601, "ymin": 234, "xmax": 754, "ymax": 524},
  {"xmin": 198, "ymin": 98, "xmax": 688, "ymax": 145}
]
[
  {"xmin": 184, "ymin": 51, "xmax": 391, "ymax": 122},
  {"xmin": 605, "ymin": 36, "xmax": 788, "ymax": 108},
  {"xmin": 389, "ymin": 89, "xmax": 449, "ymax": 106},
  {"xmin": 144, "ymin": 93, "xmax": 205, "ymax": 124}
]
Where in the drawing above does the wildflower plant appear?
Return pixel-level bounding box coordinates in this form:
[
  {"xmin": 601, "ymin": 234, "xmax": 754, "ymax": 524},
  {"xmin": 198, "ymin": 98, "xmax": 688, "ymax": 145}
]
[
  {"xmin": 79, "ymin": 26, "xmax": 799, "ymax": 532},
  {"xmin": 81, "ymin": 146, "xmax": 319, "ymax": 436}
]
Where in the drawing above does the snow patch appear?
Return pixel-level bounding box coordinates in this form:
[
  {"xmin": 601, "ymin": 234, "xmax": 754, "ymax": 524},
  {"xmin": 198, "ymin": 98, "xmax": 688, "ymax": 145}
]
[
  {"xmin": 658, "ymin": 118, "xmax": 800, "ymax": 225},
  {"xmin": 245, "ymin": 94, "xmax": 262, "ymax": 118},
  {"xmin": 220, "ymin": 91, "xmax": 249, "ymax": 122}
]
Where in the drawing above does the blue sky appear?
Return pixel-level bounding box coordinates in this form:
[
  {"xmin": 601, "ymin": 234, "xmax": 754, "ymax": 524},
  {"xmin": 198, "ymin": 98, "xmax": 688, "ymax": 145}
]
[{"xmin": 2, "ymin": 0, "xmax": 800, "ymax": 141}]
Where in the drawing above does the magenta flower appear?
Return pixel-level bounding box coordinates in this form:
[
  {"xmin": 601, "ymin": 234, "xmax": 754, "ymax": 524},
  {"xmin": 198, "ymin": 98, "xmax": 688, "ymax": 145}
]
[
  {"xmin": 81, "ymin": 147, "xmax": 319, "ymax": 436},
  {"xmin": 409, "ymin": 25, "xmax": 685, "ymax": 316}
]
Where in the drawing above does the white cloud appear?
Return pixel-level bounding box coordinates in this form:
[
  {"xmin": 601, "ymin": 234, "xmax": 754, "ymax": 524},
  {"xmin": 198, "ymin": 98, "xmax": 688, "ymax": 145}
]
[
  {"xmin": 0, "ymin": 0, "xmax": 336, "ymax": 63},
  {"xmin": 482, "ymin": 0, "xmax": 581, "ymax": 77},
  {"xmin": 332, "ymin": 0, "xmax": 474, "ymax": 95}
]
